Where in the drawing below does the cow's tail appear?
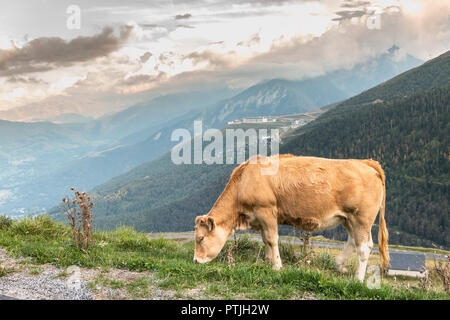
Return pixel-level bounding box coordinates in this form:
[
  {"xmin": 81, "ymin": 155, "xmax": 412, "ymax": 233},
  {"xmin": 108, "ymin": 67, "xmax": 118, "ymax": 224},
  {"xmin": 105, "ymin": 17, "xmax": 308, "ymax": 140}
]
[{"xmin": 364, "ymin": 160, "xmax": 389, "ymax": 271}]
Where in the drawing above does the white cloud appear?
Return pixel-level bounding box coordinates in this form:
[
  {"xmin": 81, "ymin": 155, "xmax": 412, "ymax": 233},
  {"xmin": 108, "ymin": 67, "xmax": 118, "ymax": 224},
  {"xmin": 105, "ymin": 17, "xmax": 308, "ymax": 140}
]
[{"xmin": 0, "ymin": 189, "xmax": 12, "ymax": 206}]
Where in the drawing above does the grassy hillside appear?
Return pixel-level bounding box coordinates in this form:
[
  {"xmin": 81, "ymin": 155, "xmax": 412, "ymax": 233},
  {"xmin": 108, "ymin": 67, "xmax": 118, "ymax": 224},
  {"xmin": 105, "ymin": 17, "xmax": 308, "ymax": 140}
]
[{"xmin": 1, "ymin": 216, "xmax": 448, "ymax": 300}]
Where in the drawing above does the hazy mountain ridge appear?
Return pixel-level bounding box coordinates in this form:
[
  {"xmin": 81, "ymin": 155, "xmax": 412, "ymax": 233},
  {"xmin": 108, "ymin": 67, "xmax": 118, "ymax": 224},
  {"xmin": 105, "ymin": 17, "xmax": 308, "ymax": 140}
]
[
  {"xmin": 0, "ymin": 48, "xmax": 423, "ymax": 214},
  {"xmin": 188, "ymin": 47, "xmax": 423, "ymax": 130},
  {"xmin": 0, "ymin": 95, "xmax": 127, "ymax": 123},
  {"xmin": 286, "ymin": 50, "xmax": 450, "ymax": 137}
]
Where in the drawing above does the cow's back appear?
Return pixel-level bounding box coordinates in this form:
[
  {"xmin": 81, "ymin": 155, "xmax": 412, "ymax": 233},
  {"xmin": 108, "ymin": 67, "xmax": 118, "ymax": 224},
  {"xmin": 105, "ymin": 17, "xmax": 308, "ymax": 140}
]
[{"xmin": 236, "ymin": 156, "xmax": 384, "ymax": 230}]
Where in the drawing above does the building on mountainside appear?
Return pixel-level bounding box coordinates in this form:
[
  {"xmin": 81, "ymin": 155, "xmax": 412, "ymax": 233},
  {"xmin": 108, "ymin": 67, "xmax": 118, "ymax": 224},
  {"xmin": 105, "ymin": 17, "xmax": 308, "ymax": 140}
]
[{"xmin": 227, "ymin": 114, "xmax": 314, "ymax": 128}]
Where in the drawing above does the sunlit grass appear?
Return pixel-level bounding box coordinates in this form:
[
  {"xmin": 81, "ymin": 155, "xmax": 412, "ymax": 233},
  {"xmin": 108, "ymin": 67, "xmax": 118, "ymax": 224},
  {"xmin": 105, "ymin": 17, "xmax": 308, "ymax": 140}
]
[{"xmin": 0, "ymin": 215, "xmax": 448, "ymax": 300}]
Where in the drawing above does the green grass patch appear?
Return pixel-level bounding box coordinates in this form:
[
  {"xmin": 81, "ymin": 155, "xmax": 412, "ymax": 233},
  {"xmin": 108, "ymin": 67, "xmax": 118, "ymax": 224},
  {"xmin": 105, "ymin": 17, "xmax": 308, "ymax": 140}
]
[{"xmin": 0, "ymin": 215, "xmax": 448, "ymax": 300}]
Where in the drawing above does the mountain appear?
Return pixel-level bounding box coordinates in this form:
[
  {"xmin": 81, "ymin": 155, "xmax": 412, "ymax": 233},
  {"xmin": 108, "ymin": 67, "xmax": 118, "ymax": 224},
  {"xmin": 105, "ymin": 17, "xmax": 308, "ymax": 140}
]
[
  {"xmin": 0, "ymin": 88, "xmax": 236, "ymax": 215},
  {"xmin": 5, "ymin": 114, "xmax": 187, "ymax": 214},
  {"xmin": 301, "ymin": 50, "xmax": 449, "ymax": 129},
  {"xmin": 0, "ymin": 119, "xmax": 100, "ymax": 181},
  {"xmin": 0, "ymin": 95, "xmax": 128, "ymax": 123},
  {"xmin": 75, "ymin": 51, "xmax": 450, "ymax": 249},
  {"xmin": 187, "ymin": 47, "xmax": 423, "ymax": 130},
  {"xmin": 45, "ymin": 113, "xmax": 94, "ymax": 124},
  {"xmin": 192, "ymin": 78, "xmax": 346, "ymax": 129},
  {"xmin": 92, "ymin": 88, "xmax": 239, "ymax": 142},
  {"xmin": 325, "ymin": 45, "xmax": 424, "ymax": 96},
  {"xmin": 2, "ymin": 47, "xmax": 422, "ymax": 215}
]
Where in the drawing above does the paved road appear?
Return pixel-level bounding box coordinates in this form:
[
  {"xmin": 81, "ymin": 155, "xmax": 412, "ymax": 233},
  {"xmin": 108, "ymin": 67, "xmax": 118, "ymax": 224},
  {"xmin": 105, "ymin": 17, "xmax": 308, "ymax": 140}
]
[{"xmin": 148, "ymin": 232, "xmax": 447, "ymax": 260}]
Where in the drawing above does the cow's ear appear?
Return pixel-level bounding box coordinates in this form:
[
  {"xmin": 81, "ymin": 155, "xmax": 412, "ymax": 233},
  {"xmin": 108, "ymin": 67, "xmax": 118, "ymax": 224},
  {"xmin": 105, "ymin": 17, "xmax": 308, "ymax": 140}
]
[
  {"xmin": 195, "ymin": 216, "xmax": 202, "ymax": 226},
  {"xmin": 207, "ymin": 217, "xmax": 215, "ymax": 232}
]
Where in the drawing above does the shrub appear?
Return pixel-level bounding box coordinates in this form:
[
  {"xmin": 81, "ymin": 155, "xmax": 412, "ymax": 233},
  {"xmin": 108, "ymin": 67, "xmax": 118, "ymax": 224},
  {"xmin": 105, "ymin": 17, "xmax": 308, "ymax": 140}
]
[
  {"xmin": 279, "ymin": 241, "xmax": 300, "ymax": 265},
  {"xmin": 310, "ymin": 251, "xmax": 337, "ymax": 271},
  {"xmin": 217, "ymin": 235, "xmax": 264, "ymax": 265},
  {"xmin": 10, "ymin": 215, "xmax": 67, "ymax": 238},
  {"xmin": 0, "ymin": 215, "xmax": 13, "ymax": 230}
]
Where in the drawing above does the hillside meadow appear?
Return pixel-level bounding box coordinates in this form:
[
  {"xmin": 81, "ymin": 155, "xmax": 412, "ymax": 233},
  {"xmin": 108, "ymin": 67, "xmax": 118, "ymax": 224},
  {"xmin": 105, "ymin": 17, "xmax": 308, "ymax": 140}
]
[{"xmin": 0, "ymin": 215, "xmax": 448, "ymax": 300}]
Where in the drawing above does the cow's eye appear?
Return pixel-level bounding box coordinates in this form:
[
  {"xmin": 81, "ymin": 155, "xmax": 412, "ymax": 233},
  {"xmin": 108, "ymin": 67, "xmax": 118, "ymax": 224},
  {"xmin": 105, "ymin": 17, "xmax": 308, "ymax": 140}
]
[{"xmin": 200, "ymin": 236, "xmax": 205, "ymax": 242}]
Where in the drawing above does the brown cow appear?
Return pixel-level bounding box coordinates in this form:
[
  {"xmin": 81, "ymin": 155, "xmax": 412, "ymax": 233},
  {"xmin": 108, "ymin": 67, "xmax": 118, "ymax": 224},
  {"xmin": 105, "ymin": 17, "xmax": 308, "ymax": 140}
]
[{"xmin": 194, "ymin": 154, "xmax": 389, "ymax": 282}]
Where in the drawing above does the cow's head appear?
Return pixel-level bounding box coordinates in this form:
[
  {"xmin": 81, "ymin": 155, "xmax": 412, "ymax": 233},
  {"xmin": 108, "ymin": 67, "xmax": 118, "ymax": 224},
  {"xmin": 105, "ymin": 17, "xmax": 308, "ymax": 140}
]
[{"xmin": 193, "ymin": 215, "xmax": 228, "ymax": 264}]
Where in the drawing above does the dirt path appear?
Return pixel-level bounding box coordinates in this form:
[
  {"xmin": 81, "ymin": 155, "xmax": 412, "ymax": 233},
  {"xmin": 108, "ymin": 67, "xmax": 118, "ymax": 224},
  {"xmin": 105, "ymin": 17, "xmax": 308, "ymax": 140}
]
[{"xmin": 0, "ymin": 248, "xmax": 204, "ymax": 300}]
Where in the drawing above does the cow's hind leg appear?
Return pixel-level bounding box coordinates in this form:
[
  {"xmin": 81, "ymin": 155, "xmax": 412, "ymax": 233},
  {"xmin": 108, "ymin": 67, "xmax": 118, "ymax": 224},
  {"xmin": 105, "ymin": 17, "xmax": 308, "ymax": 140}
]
[
  {"xmin": 353, "ymin": 226, "xmax": 373, "ymax": 282},
  {"xmin": 336, "ymin": 221, "xmax": 355, "ymax": 274},
  {"xmin": 336, "ymin": 233, "xmax": 355, "ymax": 274},
  {"xmin": 261, "ymin": 230, "xmax": 274, "ymax": 265}
]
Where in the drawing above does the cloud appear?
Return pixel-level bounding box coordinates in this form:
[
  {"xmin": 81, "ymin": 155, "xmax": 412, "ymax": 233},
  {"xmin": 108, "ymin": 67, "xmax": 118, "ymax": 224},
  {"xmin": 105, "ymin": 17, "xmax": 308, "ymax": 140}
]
[
  {"xmin": 184, "ymin": 50, "xmax": 238, "ymax": 68},
  {"xmin": 251, "ymin": 1, "xmax": 450, "ymax": 77},
  {"xmin": 140, "ymin": 24, "xmax": 161, "ymax": 28},
  {"xmin": 237, "ymin": 33, "xmax": 261, "ymax": 47},
  {"xmin": 332, "ymin": 10, "xmax": 366, "ymax": 21},
  {"xmin": 340, "ymin": 1, "xmax": 372, "ymax": 9},
  {"xmin": 140, "ymin": 51, "xmax": 153, "ymax": 63},
  {"xmin": 6, "ymin": 75, "xmax": 47, "ymax": 85},
  {"xmin": 2, "ymin": 0, "xmax": 449, "ymax": 114},
  {"xmin": 116, "ymin": 72, "xmax": 168, "ymax": 94},
  {"xmin": 177, "ymin": 24, "xmax": 195, "ymax": 29},
  {"xmin": 175, "ymin": 13, "xmax": 192, "ymax": 20},
  {"xmin": 120, "ymin": 72, "xmax": 166, "ymax": 86},
  {"xmin": 0, "ymin": 25, "xmax": 133, "ymax": 77},
  {"xmin": 64, "ymin": 0, "xmax": 450, "ymax": 101}
]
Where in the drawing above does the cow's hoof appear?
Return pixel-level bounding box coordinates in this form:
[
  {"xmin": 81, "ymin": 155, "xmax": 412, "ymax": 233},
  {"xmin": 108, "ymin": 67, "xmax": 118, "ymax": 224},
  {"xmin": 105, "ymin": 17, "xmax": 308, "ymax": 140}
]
[
  {"xmin": 272, "ymin": 264, "xmax": 282, "ymax": 271},
  {"xmin": 338, "ymin": 266, "xmax": 348, "ymax": 274}
]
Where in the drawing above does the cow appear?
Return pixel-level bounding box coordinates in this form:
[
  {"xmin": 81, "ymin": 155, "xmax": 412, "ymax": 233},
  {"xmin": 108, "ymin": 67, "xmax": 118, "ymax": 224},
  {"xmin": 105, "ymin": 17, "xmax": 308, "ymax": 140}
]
[{"xmin": 194, "ymin": 154, "xmax": 389, "ymax": 282}]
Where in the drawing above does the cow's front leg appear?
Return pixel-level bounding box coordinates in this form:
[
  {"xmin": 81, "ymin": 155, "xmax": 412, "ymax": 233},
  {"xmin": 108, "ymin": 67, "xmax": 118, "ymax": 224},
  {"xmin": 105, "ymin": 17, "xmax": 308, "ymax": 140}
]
[{"xmin": 260, "ymin": 217, "xmax": 282, "ymax": 270}]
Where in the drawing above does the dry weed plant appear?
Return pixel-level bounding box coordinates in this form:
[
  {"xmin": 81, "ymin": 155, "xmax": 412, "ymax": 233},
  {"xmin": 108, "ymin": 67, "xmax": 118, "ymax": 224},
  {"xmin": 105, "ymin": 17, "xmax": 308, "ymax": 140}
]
[
  {"xmin": 417, "ymin": 269, "xmax": 432, "ymax": 294},
  {"xmin": 60, "ymin": 187, "xmax": 94, "ymax": 250},
  {"xmin": 432, "ymin": 255, "xmax": 450, "ymax": 295},
  {"xmin": 300, "ymin": 231, "xmax": 312, "ymax": 258}
]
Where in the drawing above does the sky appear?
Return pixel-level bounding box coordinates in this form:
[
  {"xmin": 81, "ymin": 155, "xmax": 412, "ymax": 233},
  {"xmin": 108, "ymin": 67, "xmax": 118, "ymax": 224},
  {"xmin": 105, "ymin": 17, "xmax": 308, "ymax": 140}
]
[{"xmin": 0, "ymin": 0, "xmax": 449, "ymax": 113}]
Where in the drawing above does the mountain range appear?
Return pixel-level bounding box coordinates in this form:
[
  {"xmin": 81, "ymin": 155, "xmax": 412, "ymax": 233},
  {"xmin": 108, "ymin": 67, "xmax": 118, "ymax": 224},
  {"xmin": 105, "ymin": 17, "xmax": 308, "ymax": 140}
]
[{"xmin": 0, "ymin": 47, "xmax": 424, "ymax": 217}]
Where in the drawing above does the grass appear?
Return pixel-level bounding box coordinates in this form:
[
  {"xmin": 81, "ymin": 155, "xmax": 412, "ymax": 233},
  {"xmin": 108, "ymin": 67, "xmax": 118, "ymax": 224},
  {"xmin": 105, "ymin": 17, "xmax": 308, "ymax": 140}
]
[
  {"xmin": 0, "ymin": 215, "xmax": 448, "ymax": 300},
  {"xmin": 0, "ymin": 266, "xmax": 15, "ymax": 277},
  {"xmin": 87, "ymin": 274, "xmax": 159, "ymax": 299},
  {"xmin": 28, "ymin": 265, "xmax": 43, "ymax": 275}
]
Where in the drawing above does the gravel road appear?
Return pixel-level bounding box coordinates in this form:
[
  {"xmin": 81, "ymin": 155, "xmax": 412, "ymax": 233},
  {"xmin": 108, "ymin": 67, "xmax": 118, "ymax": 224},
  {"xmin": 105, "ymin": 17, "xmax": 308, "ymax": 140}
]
[
  {"xmin": 0, "ymin": 248, "xmax": 93, "ymax": 300},
  {"xmin": 0, "ymin": 270, "xmax": 93, "ymax": 300},
  {"xmin": 0, "ymin": 248, "xmax": 202, "ymax": 300}
]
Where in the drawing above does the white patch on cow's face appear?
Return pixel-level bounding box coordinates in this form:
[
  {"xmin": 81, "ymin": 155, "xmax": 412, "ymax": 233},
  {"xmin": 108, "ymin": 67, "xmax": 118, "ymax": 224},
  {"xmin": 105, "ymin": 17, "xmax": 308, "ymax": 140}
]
[{"xmin": 194, "ymin": 216, "xmax": 228, "ymax": 263}]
